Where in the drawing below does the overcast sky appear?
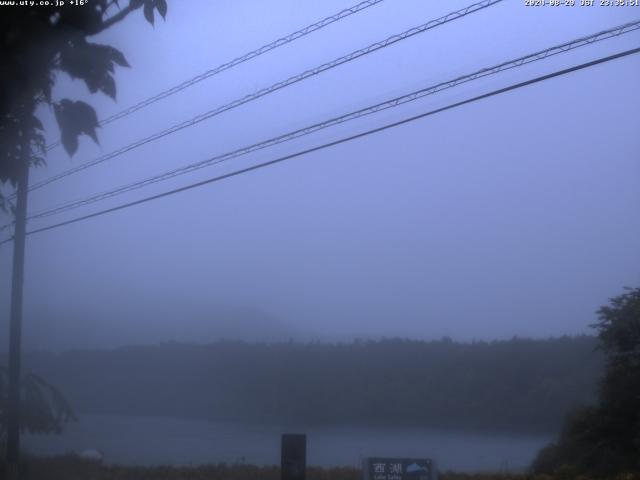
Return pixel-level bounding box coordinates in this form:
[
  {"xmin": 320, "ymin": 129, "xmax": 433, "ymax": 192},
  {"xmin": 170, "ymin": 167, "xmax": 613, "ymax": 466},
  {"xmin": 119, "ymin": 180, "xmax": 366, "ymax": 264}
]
[{"xmin": 1, "ymin": 0, "xmax": 639, "ymax": 350}]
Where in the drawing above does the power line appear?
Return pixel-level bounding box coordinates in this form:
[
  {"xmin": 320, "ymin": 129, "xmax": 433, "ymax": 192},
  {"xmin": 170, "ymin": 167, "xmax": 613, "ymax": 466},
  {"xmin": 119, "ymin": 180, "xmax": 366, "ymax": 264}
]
[
  {"xmin": 19, "ymin": 19, "xmax": 640, "ymax": 225},
  {"xmin": 3, "ymin": 18, "xmax": 638, "ymax": 233},
  {"xmin": 3, "ymin": 45, "xmax": 637, "ymax": 245},
  {"xmin": 27, "ymin": 0, "xmax": 504, "ymax": 193},
  {"xmin": 44, "ymin": 0, "xmax": 387, "ymax": 152}
]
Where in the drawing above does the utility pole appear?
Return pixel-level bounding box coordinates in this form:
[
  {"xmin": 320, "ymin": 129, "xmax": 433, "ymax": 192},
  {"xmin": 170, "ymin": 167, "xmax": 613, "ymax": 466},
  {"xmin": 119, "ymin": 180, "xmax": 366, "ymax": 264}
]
[{"xmin": 6, "ymin": 133, "xmax": 30, "ymax": 480}]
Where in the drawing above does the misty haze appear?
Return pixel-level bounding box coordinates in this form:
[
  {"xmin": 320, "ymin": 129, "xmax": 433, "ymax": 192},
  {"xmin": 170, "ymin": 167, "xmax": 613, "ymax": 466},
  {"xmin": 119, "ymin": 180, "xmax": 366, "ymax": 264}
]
[{"xmin": 1, "ymin": 1, "xmax": 639, "ymax": 479}]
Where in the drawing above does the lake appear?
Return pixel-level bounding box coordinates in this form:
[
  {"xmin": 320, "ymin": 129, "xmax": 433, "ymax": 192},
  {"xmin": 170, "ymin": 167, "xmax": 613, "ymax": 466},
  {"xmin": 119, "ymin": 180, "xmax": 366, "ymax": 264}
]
[{"xmin": 23, "ymin": 414, "xmax": 552, "ymax": 472}]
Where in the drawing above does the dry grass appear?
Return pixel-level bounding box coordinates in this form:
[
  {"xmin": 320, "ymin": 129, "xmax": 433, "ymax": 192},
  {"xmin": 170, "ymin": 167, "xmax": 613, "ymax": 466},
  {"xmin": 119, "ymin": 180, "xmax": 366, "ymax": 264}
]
[{"xmin": 3, "ymin": 456, "xmax": 639, "ymax": 480}]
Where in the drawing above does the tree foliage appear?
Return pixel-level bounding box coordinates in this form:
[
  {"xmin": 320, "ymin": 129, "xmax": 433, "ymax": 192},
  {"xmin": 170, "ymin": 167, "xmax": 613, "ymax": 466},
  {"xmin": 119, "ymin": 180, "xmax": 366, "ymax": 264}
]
[
  {"xmin": 0, "ymin": 0, "xmax": 167, "ymax": 210},
  {"xmin": 0, "ymin": 366, "xmax": 76, "ymax": 441},
  {"xmin": 533, "ymin": 287, "xmax": 640, "ymax": 475},
  {"xmin": 19, "ymin": 336, "xmax": 602, "ymax": 433}
]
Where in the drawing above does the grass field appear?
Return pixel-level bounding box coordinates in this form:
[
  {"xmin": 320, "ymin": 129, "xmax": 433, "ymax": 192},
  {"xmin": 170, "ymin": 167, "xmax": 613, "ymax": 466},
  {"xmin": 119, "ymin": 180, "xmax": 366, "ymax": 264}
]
[{"xmin": 3, "ymin": 456, "xmax": 638, "ymax": 480}]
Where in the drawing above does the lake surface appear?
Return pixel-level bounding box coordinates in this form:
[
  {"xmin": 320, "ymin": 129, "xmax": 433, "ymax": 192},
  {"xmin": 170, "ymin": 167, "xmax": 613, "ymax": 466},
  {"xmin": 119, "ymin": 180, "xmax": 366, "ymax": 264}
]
[{"xmin": 24, "ymin": 414, "xmax": 552, "ymax": 472}]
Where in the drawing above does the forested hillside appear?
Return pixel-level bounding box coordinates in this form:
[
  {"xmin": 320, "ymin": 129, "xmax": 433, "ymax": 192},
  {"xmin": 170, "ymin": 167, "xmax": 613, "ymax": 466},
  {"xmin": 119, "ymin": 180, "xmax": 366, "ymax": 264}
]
[{"xmin": 17, "ymin": 336, "xmax": 601, "ymax": 433}]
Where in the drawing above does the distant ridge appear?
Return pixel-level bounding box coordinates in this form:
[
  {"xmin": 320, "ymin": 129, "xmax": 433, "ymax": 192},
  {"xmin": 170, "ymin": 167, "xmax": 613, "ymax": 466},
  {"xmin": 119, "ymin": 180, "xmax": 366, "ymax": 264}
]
[{"xmin": 20, "ymin": 302, "xmax": 310, "ymax": 351}]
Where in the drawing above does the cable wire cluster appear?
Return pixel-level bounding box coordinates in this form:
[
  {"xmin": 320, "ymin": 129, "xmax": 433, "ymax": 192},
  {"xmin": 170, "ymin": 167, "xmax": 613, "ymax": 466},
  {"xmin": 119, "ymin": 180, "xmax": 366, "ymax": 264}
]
[
  {"xmin": 2, "ymin": 45, "xmax": 638, "ymax": 246},
  {"xmin": 21, "ymin": 18, "xmax": 640, "ymax": 224},
  {"xmin": 2, "ymin": 2, "xmax": 638, "ymax": 241},
  {"xmin": 44, "ymin": 0, "xmax": 387, "ymax": 152},
  {"xmin": 28, "ymin": 0, "xmax": 504, "ymax": 194}
]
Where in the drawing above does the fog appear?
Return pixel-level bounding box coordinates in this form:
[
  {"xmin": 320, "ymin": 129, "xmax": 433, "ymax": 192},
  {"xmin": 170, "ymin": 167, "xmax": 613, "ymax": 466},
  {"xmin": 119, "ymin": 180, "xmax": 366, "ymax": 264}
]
[{"xmin": 1, "ymin": 0, "xmax": 639, "ymax": 351}]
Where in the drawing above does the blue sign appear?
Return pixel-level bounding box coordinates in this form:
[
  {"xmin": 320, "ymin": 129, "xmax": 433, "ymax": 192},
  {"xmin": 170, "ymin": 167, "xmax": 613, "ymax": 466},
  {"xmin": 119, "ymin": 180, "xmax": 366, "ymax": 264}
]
[{"xmin": 364, "ymin": 458, "xmax": 437, "ymax": 480}]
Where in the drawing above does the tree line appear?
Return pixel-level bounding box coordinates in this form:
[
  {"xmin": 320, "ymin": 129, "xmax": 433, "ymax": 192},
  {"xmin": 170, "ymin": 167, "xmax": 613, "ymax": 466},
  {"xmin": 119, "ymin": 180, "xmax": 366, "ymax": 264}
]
[{"xmin": 14, "ymin": 335, "xmax": 601, "ymax": 434}]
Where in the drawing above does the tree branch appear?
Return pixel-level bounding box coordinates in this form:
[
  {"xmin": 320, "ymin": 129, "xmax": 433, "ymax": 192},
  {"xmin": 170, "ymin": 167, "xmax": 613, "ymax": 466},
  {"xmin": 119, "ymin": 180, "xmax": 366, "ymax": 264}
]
[{"xmin": 87, "ymin": 1, "xmax": 142, "ymax": 35}]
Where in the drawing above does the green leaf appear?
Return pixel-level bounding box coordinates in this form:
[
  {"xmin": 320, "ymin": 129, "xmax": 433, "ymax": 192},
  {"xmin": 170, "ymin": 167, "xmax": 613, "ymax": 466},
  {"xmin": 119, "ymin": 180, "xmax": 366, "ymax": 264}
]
[
  {"xmin": 155, "ymin": 0, "xmax": 167, "ymax": 19},
  {"xmin": 110, "ymin": 47, "xmax": 130, "ymax": 68},
  {"xmin": 102, "ymin": 74, "xmax": 116, "ymax": 100},
  {"xmin": 59, "ymin": 40, "xmax": 126, "ymax": 99},
  {"xmin": 143, "ymin": 0, "xmax": 155, "ymax": 25},
  {"xmin": 54, "ymin": 100, "xmax": 100, "ymax": 157},
  {"xmin": 60, "ymin": 128, "xmax": 79, "ymax": 157}
]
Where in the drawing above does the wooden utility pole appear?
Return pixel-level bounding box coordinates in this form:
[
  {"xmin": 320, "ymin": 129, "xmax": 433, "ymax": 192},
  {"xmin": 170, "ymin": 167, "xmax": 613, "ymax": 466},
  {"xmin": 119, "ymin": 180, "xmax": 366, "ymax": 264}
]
[{"xmin": 6, "ymin": 134, "xmax": 30, "ymax": 480}]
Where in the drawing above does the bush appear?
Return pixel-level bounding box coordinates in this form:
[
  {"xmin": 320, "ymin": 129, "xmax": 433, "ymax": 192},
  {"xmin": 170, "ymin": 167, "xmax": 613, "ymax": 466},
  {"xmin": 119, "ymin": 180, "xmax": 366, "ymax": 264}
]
[{"xmin": 532, "ymin": 288, "xmax": 640, "ymax": 476}]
